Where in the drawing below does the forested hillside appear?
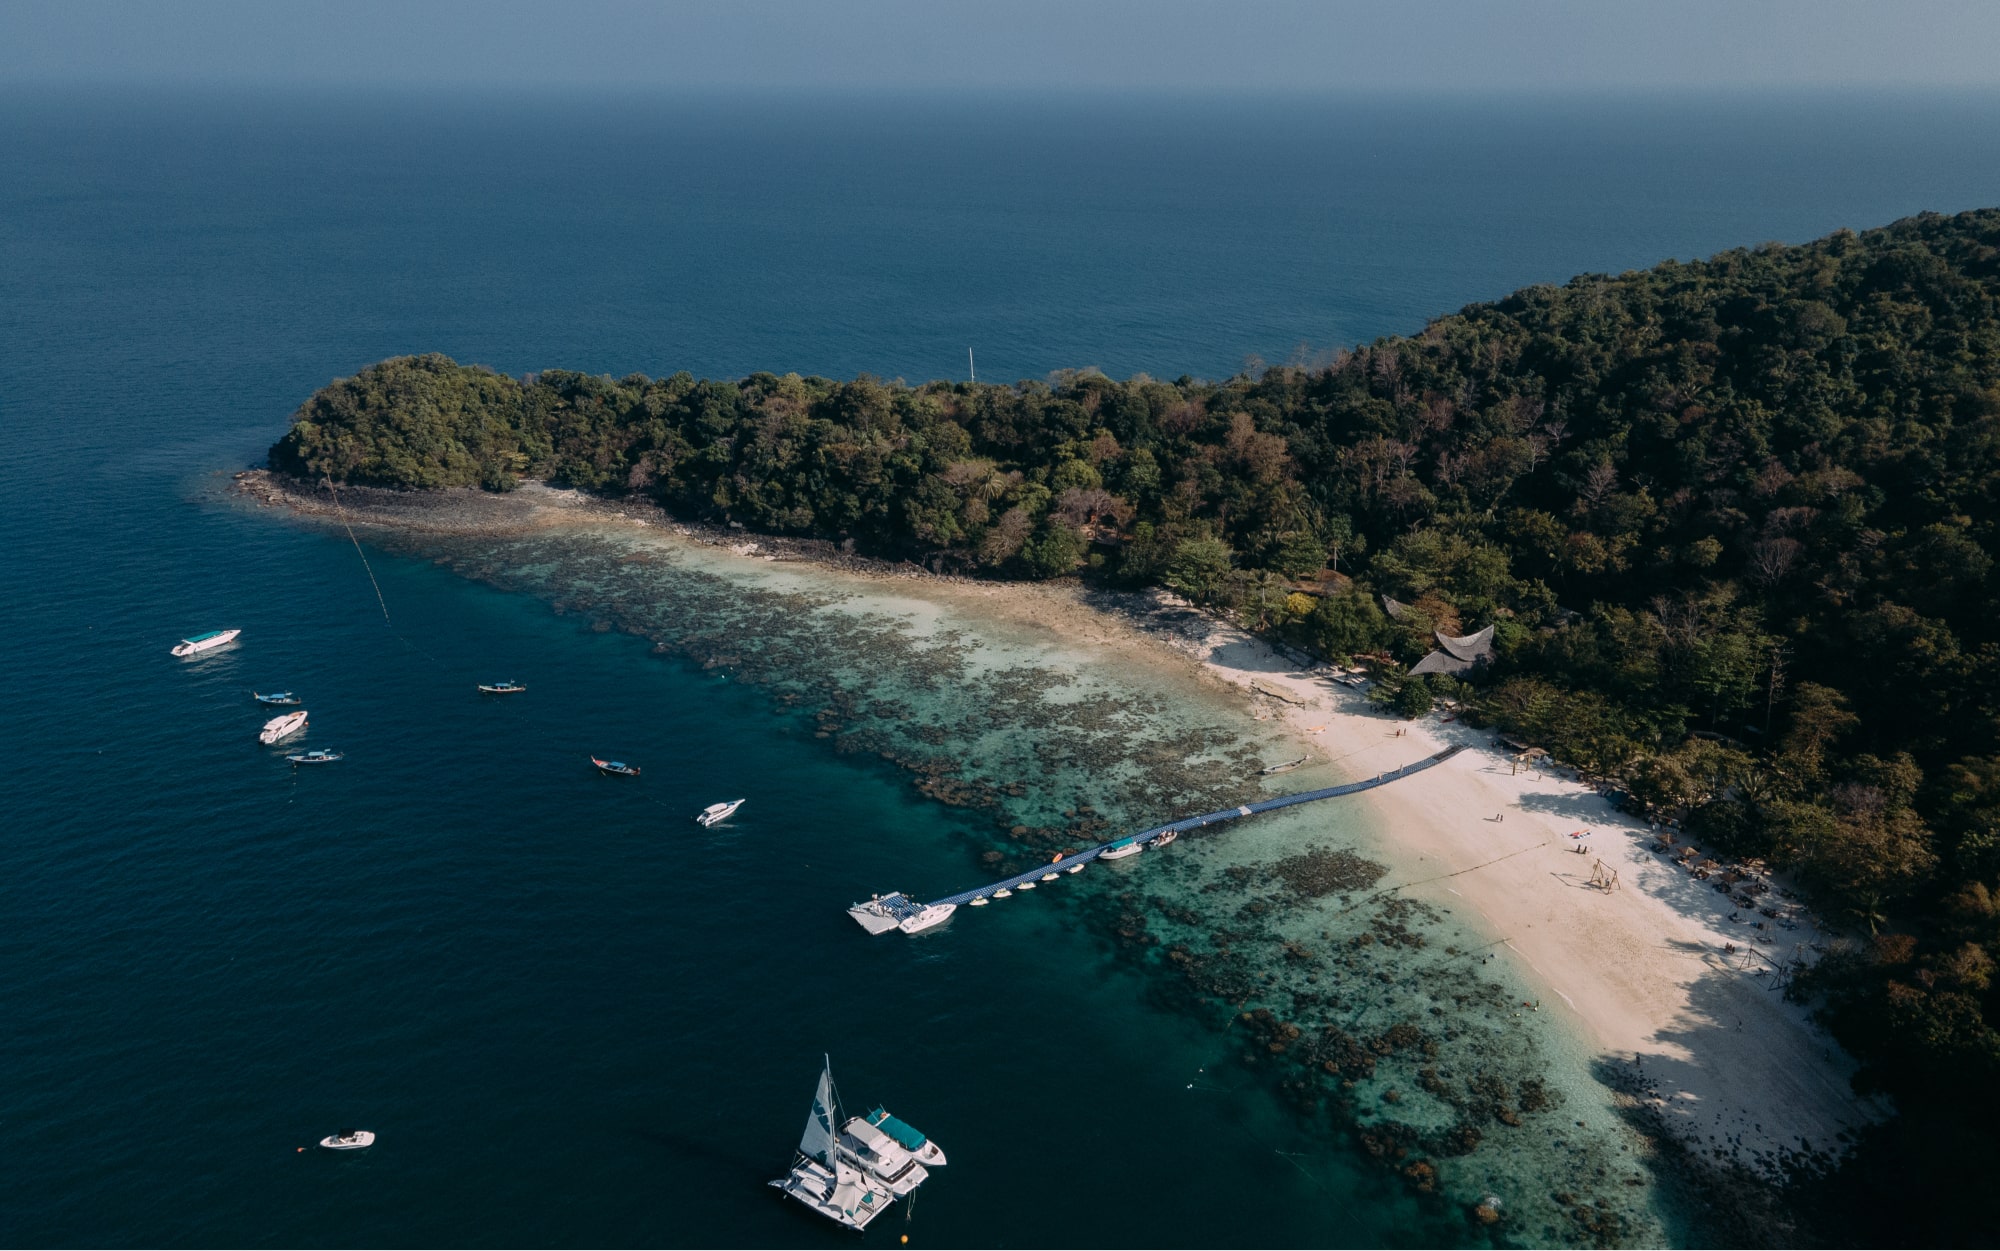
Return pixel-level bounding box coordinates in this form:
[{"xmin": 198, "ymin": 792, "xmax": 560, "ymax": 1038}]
[{"xmin": 274, "ymin": 209, "xmax": 2000, "ymax": 1169}]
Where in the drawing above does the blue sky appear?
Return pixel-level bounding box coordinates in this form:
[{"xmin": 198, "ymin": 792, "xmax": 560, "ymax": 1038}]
[{"xmin": 4, "ymin": 0, "xmax": 1998, "ymax": 92}]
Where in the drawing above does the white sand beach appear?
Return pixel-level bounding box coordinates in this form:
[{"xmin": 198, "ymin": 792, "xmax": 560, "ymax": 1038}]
[{"xmin": 1137, "ymin": 599, "xmax": 1889, "ymax": 1180}]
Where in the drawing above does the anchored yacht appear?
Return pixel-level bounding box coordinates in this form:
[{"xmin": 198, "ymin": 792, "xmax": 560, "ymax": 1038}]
[
  {"xmin": 770, "ymin": 1059, "xmax": 891, "ymax": 1231},
  {"xmin": 318, "ymin": 1129, "xmax": 374, "ymax": 1150},
  {"xmin": 172, "ymin": 628, "xmax": 239, "ymax": 657},
  {"xmin": 695, "ymin": 798, "xmax": 745, "ymax": 827},
  {"xmin": 259, "ymin": 710, "xmax": 307, "ymax": 744},
  {"xmin": 862, "ymin": 1107, "xmax": 946, "ymax": 1167}
]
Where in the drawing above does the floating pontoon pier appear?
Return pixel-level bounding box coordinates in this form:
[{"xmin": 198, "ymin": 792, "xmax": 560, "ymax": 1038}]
[{"xmin": 851, "ymin": 744, "xmax": 1465, "ymax": 933}]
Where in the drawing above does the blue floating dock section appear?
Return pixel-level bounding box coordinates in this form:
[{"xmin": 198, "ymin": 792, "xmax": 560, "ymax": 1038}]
[{"xmin": 926, "ymin": 744, "xmax": 1466, "ymax": 909}]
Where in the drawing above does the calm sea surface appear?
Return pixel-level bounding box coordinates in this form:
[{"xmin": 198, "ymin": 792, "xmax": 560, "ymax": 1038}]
[{"xmin": 4, "ymin": 87, "xmax": 1999, "ymax": 1247}]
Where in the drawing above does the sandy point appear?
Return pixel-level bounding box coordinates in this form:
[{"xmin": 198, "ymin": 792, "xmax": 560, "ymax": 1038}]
[{"xmin": 1149, "ymin": 598, "xmax": 1888, "ymax": 1181}]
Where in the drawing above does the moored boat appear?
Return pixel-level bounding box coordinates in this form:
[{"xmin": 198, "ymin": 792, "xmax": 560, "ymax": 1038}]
[
  {"xmin": 847, "ymin": 892, "xmax": 919, "ymax": 934},
  {"xmin": 171, "ymin": 628, "xmax": 239, "ymax": 657},
  {"xmin": 968, "ymin": 896, "xmax": 989, "ymax": 906},
  {"xmin": 863, "ymin": 1106, "xmax": 946, "ymax": 1166},
  {"xmin": 770, "ymin": 1059, "xmax": 894, "ymax": 1230},
  {"xmin": 477, "ymin": 681, "xmax": 526, "ymax": 694},
  {"xmin": 1099, "ymin": 837, "xmax": 1143, "ymax": 860},
  {"xmin": 695, "ymin": 798, "xmax": 745, "ymax": 827},
  {"xmin": 591, "ymin": 756, "xmax": 640, "ymax": 777},
  {"xmin": 318, "ymin": 1129, "xmax": 374, "ymax": 1150},
  {"xmin": 1149, "ymin": 829, "xmax": 1178, "ymax": 849},
  {"xmin": 992, "ymin": 888, "xmax": 1012, "ymax": 899},
  {"xmin": 1261, "ymin": 756, "xmax": 1309, "ymax": 775},
  {"xmin": 1065, "ymin": 862, "xmax": 1085, "ymax": 873},
  {"xmin": 253, "ymin": 691, "xmax": 300, "ymax": 706},
  {"xmin": 259, "ymin": 710, "xmax": 308, "ymax": 744},
  {"xmin": 1016, "ymin": 879, "xmax": 1037, "ymax": 890},
  {"xmin": 286, "ymin": 748, "xmax": 344, "ymax": 765},
  {"xmin": 897, "ymin": 903, "xmax": 955, "ymax": 934},
  {"xmin": 1038, "ymin": 871, "xmax": 1060, "ymax": 882}
]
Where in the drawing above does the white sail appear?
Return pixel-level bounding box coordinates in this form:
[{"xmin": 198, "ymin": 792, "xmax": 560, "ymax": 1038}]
[{"xmin": 799, "ymin": 1060, "xmax": 838, "ymax": 1166}]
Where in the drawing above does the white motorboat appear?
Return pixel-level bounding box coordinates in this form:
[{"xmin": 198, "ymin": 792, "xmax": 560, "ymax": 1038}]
[
  {"xmin": 1039, "ymin": 871, "xmax": 1060, "ymax": 882},
  {"xmin": 1149, "ymin": 829, "xmax": 1178, "ymax": 849},
  {"xmin": 259, "ymin": 710, "xmax": 308, "ymax": 744},
  {"xmin": 695, "ymin": 798, "xmax": 745, "ymax": 827},
  {"xmin": 848, "ymin": 892, "xmax": 918, "ymax": 935},
  {"xmin": 992, "ymin": 888, "xmax": 1012, "ymax": 899},
  {"xmin": 862, "ymin": 1106, "xmax": 946, "ymax": 1167},
  {"xmin": 1099, "ymin": 838, "xmax": 1143, "ymax": 860},
  {"xmin": 318, "ymin": 1129, "xmax": 374, "ymax": 1150},
  {"xmin": 1016, "ymin": 879, "xmax": 1037, "ymax": 890},
  {"xmin": 1065, "ymin": 862, "xmax": 1085, "ymax": 874},
  {"xmin": 968, "ymin": 896, "xmax": 989, "ymax": 906},
  {"xmin": 837, "ymin": 1117, "xmax": 930, "ymax": 1196},
  {"xmin": 770, "ymin": 1058, "xmax": 895, "ymax": 1231},
  {"xmin": 171, "ymin": 628, "xmax": 239, "ymax": 657},
  {"xmin": 897, "ymin": 903, "xmax": 955, "ymax": 935}
]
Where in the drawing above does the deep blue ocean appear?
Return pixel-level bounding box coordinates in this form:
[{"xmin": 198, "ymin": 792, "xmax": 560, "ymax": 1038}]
[{"xmin": 4, "ymin": 87, "xmax": 1999, "ymax": 1247}]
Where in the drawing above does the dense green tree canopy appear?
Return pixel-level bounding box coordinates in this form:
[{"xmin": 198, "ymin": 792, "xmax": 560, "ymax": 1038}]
[{"xmin": 274, "ymin": 209, "xmax": 2000, "ymax": 1153}]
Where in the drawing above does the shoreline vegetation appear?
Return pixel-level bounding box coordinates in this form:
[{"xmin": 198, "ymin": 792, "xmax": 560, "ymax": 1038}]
[
  {"xmin": 262, "ymin": 208, "xmax": 2000, "ymax": 1240},
  {"xmin": 237, "ymin": 472, "xmax": 1867, "ymax": 1243}
]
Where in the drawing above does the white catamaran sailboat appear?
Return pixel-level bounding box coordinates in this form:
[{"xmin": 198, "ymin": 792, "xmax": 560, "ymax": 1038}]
[{"xmin": 770, "ymin": 1058, "xmax": 891, "ymax": 1231}]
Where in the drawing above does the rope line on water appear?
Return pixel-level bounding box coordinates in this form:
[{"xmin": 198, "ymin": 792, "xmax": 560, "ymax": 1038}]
[
  {"xmin": 318, "ymin": 476, "xmax": 464, "ymax": 673},
  {"xmin": 322, "ymin": 477, "xmax": 392, "ymax": 628}
]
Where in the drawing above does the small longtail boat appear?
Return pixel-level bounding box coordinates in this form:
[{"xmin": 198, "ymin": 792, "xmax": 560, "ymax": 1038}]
[{"xmin": 591, "ymin": 756, "xmax": 640, "ymax": 777}]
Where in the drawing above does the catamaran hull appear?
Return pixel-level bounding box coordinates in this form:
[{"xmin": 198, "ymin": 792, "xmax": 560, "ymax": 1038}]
[{"xmin": 770, "ymin": 1158, "xmax": 888, "ymax": 1231}]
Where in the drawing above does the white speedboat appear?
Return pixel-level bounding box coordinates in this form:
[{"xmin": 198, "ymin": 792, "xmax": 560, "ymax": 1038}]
[
  {"xmin": 1039, "ymin": 871, "xmax": 1060, "ymax": 882},
  {"xmin": 695, "ymin": 798, "xmax": 745, "ymax": 827},
  {"xmin": 319, "ymin": 1129, "xmax": 374, "ymax": 1150},
  {"xmin": 992, "ymin": 888, "xmax": 1012, "ymax": 899},
  {"xmin": 1099, "ymin": 838, "xmax": 1143, "ymax": 860},
  {"xmin": 1149, "ymin": 830, "xmax": 1178, "ymax": 849},
  {"xmin": 287, "ymin": 748, "xmax": 343, "ymax": 765},
  {"xmin": 1065, "ymin": 862, "xmax": 1085, "ymax": 874},
  {"xmin": 862, "ymin": 1106, "xmax": 946, "ymax": 1167},
  {"xmin": 968, "ymin": 896, "xmax": 989, "ymax": 906},
  {"xmin": 897, "ymin": 903, "xmax": 955, "ymax": 935},
  {"xmin": 770, "ymin": 1059, "xmax": 895, "ymax": 1231},
  {"xmin": 848, "ymin": 892, "xmax": 919, "ymax": 935},
  {"xmin": 172, "ymin": 628, "xmax": 239, "ymax": 657},
  {"xmin": 837, "ymin": 1117, "xmax": 930, "ymax": 1196},
  {"xmin": 1016, "ymin": 879, "xmax": 1037, "ymax": 890},
  {"xmin": 259, "ymin": 710, "xmax": 308, "ymax": 744}
]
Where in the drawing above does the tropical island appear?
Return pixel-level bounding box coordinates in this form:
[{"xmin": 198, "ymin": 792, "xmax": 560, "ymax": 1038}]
[{"xmin": 268, "ymin": 208, "xmax": 2000, "ymax": 1235}]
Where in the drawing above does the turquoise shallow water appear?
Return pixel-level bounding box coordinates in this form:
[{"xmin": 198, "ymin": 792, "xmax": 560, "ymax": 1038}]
[{"xmin": 6, "ymin": 86, "xmax": 2000, "ymax": 1246}]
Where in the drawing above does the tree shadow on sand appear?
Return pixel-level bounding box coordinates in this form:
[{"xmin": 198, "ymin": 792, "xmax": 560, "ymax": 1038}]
[{"xmin": 1588, "ymin": 962, "xmax": 1882, "ymax": 1247}]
